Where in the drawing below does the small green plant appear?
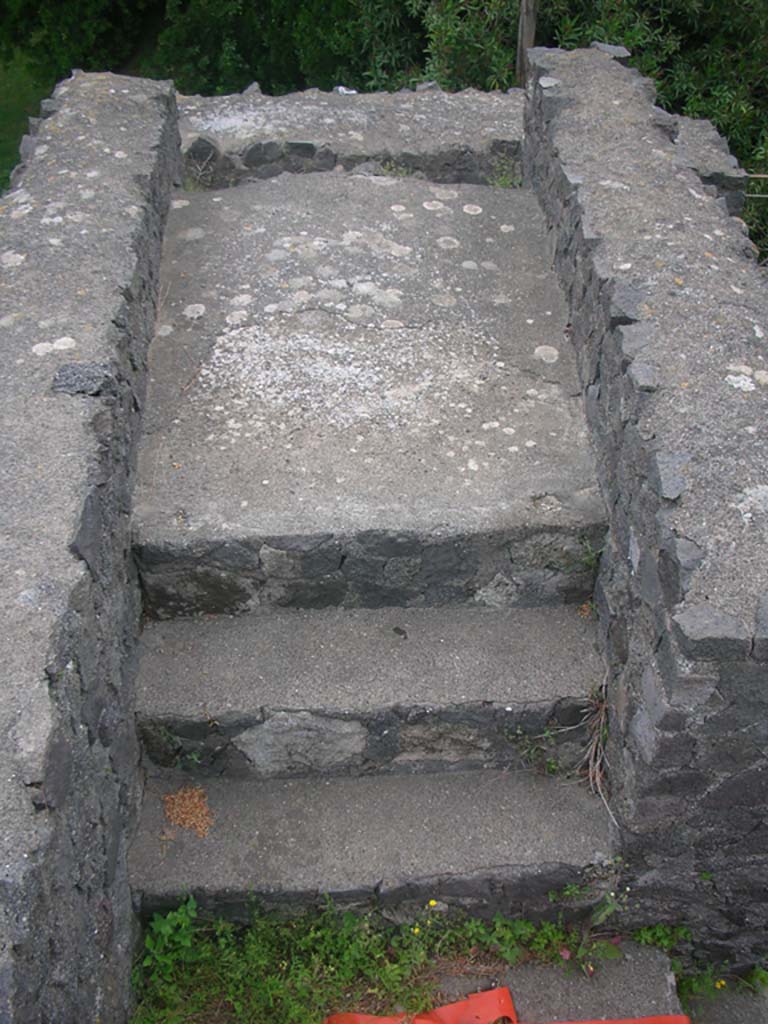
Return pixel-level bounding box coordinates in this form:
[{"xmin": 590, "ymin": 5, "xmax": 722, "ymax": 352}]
[
  {"xmin": 510, "ymin": 725, "xmax": 563, "ymax": 776},
  {"xmin": 579, "ymin": 538, "xmax": 603, "ymax": 575},
  {"xmin": 675, "ymin": 963, "xmax": 729, "ymax": 1012},
  {"xmin": 177, "ymin": 748, "xmax": 203, "ymax": 769},
  {"xmin": 743, "ymin": 963, "xmax": 768, "ymax": 992},
  {"xmin": 487, "ymin": 157, "xmax": 522, "ymax": 189},
  {"xmin": 380, "ymin": 158, "xmax": 413, "ymax": 177},
  {"xmin": 633, "ymin": 923, "xmax": 691, "ymax": 953},
  {"xmin": 135, "ymin": 896, "xmax": 200, "ymax": 1000},
  {"xmin": 548, "ymin": 882, "xmax": 589, "ymax": 903}
]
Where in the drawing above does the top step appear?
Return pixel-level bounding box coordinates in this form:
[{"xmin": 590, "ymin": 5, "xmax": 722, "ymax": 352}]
[
  {"xmin": 177, "ymin": 87, "xmax": 525, "ymax": 188},
  {"xmin": 134, "ymin": 176, "xmax": 605, "ymax": 616}
]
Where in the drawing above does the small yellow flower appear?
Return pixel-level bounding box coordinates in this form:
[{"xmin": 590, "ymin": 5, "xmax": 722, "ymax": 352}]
[
  {"xmin": 715, "ymin": 980, "xmax": 727, "ymax": 990},
  {"xmin": 428, "ymin": 899, "xmax": 438, "ymax": 908},
  {"xmin": 412, "ymin": 926, "xmax": 420, "ymax": 935}
]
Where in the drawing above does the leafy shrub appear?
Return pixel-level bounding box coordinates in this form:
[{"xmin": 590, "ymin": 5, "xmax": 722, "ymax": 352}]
[
  {"xmin": 149, "ymin": 0, "xmax": 302, "ymax": 95},
  {"xmin": 406, "ymin": 0, "xmax": 520, "ymax": 91}
]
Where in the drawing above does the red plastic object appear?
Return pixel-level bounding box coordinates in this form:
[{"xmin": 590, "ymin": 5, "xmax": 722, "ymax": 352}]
[
  {"xmin": 324, "ymin": 988, "xmax": 692, "ymax": 1024},
  {"xmin": 325, "ymin": 986, "xmax": 518, "ymax": 1024}
]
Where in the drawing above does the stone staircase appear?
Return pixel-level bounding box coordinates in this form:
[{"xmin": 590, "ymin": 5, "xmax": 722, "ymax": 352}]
[{"xmin": 127, "ymin": 90, "xmax": 613, "ymax": 922}]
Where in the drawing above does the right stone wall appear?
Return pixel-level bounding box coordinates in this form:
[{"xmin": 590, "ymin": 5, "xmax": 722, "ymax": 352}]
[{"xmin": 524, "ymin": 46, "xmax": 768, "ymax": 964}]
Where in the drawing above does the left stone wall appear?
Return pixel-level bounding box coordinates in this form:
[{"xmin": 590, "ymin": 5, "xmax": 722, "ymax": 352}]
[{"xmin": 0, "ymin": 73, "xmax": 179, "ymax": 1021}]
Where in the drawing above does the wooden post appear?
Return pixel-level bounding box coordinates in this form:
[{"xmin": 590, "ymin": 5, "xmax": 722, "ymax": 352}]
[{"xmin": 516, "ymin": 0, "xmax": 538, "ymax": 86}]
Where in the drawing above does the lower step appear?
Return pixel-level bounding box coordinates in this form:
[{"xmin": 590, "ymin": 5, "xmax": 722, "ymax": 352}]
[
  {"xmin": 136, "ymin": 605, "xmax": 602, "ymax": 777},
  {"xmin": 129, "ymin": 768, "xmax": 612, "ymax": 919},
  {"xmin": 438, "ymin": 944, "xmax": 683, "ymax": 1021}
]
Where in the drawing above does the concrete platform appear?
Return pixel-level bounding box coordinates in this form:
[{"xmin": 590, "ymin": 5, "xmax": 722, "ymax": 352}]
[
  {"xmin": 129, "ymin": 768, "xmax": 610, "ymax": 919},
  {"xmin": 137, "ymin": 605, "xmax": 602, "ymax": 776},
  {"xmin": 134, "ymin": 173, "xmax": 604, "ymax": 615}
]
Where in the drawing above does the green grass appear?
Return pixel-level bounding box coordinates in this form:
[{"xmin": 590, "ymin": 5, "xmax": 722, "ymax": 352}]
[
  {"xmin": 132, "ymin": 897, "xmax": 633, "ymax": 1023},
  {"xmin": 0, "ymin": 53, "xmax": 53, "ymax": 191}
]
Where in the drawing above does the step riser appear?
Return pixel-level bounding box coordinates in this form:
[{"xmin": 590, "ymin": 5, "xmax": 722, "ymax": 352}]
[
  {"xmin": 136, "ymin": 524, "xmax": 606, "ymax": 618},
  {"xmin": 135, "ymin": 863, "xmax": 601, "ymax": 924},
  {"xmin": 139, "ymin": 698, "xmax": 588, "ymax": 778},
  {"xmin": 190, "ymin": 139, "xmax": 522, "ymax": 190}
]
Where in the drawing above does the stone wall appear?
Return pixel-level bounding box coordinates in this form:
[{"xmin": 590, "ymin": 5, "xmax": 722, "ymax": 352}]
[
  {"xmin": 0, "ymin": 74, "xmax": 178, "ymax": 1021},
  {"xmin": 0, "ymin": 49, "xmax": 765, "ymax": 1020},
  {"xmin": 524, "ymin": 46, "xmax": 767, "ymax": 963}
]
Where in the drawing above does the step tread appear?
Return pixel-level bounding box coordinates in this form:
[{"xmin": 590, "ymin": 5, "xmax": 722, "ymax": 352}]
[
  {"xmin": 439, "ymin": 945, "xmax": 683, "ymax": 1021},
  {"xmin": 179, "ymin": 87, "xmax": 525, "ymax": 166},
  {"xmin": 129, "ymin": 769, "xmax": 610, "ymax": 906},
  {"xmin": 135, "ymin": 177, "xmax": 601, "ymax": 543},
  {"xmin": 137, "ymin": 605, "xmax": 602, "ymax": 720}
]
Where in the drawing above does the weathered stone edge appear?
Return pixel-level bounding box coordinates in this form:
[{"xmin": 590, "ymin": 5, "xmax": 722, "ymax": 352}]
[
  {"xmin": 0, "ymin": 75, "xmax": 180, "ymax": 1022},
  {"xmin": 138, "ymin": 696, "xmax": 588, "ymax": 778},
  {"xmin": 180, "ymin": 134, "xmax": 523, "ymax": 188},
  {"xmin": 135, "ymin": 856, "xmax": 607, "ymax": 923},
  {"xmin": 134, "ymin": 522, "xmax": 606, "ymax": 614}
]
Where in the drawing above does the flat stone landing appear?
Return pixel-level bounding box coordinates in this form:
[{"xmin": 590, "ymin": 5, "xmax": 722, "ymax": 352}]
[
  {"xmin": 178, "ymin": 86, "xmax": 524, "ymax": 187},
  {"xmin": 134, "ymin": 173, "xmax": 604, "ymax": 613}
]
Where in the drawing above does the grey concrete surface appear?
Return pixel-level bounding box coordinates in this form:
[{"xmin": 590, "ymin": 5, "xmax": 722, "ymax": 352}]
[
  {"xmin": 177, "ymin": 87, "xmax": 525, "ymax": 186},
  {"xmin": 137, "ymin": 605, "xmax": 601, "ymax": 776},
  {"xmin": 0, "ymin": 72, "xmax": 178, "ymax": 1022},
  {"xmin": 134, "ymin": 174, "xmax": 604, "ymax": 614},
  {"xmin": 138, "ymin": 605, "xmax": 601, "ymax": 715},
  {"xmin": 129, "ymin": 769, "xmax": 611, "ymax": 917},
  {"xmin": 436, "ymin": 942, "xmax": 683, "ymax": 1021}
]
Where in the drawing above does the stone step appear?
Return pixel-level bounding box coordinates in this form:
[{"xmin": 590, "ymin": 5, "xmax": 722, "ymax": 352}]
[
  {"xmin": 178, "ymin": 85, "xmax": 525, "ymax": 189},
  {"xmin": 128, "ymin": 768, "xmax": 612, "ymax": 919},
  {"xmin": 436, "ymin": 943, "xmax": 684, "ymax": 1021},
  {"xmin": 133, "ymin": 174, "xmax": 605, "ymax": 617},
  {"xmin": 137, "ymin": 605, "xmax": 602, "ymax": 777}
]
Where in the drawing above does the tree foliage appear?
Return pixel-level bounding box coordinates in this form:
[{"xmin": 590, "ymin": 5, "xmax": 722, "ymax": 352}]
[
  {"xmin": 2, "ymin": 0, "xmax": 766, "ymax": 249},
  {"xmin": 0, "ymin": 0, "xmax": 156, "ymax": 79}
]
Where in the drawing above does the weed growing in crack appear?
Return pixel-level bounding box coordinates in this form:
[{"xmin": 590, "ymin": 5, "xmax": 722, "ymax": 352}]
[
  {"xmin": 634, "ymin": 923, "xmax": 692, "ymax": 952},
  {"xmin": 509, "ymin": 724, "xmax": 566, "ymax": 776},
  {"xmin": 579, "ymin": 538, "xmax": 603, "ymax": 576},
  {"xmin": 548, "ymin": 882, "xmax": 590, "ymax": 904},
  {"xmin": 578, "ymin": 672, "xmax": 615, "ymax": 825},
  {"xmin": 669, "ymin": 955, "xmax": 768, "ymax": 1014},
  {"xmin": 380, "ymin": 159, "xmax": 413, "ymax": 178},
  {"xmin": 487, "ymin": 158, "xmax": 522, "ymax": 189}
]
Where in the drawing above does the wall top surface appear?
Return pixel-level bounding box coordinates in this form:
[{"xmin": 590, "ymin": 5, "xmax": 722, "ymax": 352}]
[
  {"xmin": 0, "ymin": 70, "xmax": 174, "ymax": 887},
  {"xmin": 529, "ymin": 48, "xmax": 767, "ymax": 650}
]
